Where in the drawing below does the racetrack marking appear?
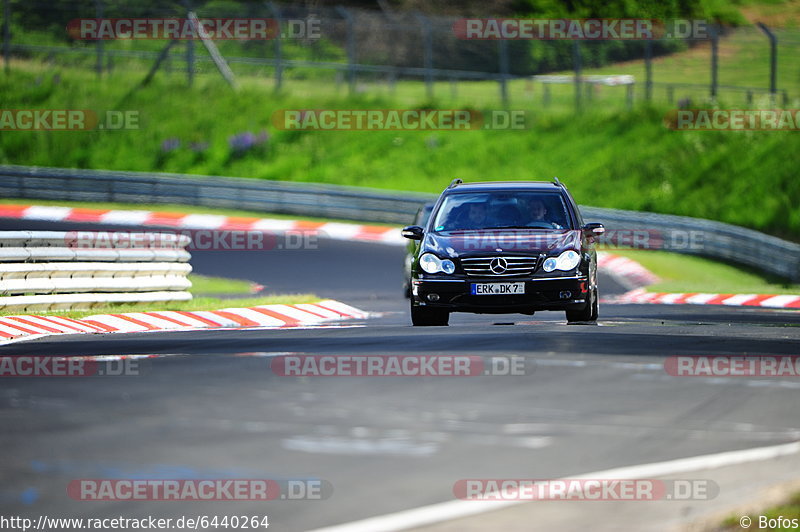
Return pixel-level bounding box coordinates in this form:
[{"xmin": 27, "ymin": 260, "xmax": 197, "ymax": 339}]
[
  {"xmin": 307, "ymin": 440, "xmax": 800, "ymax": 532},
  {"xmin": 539, "ymin": 358, "xmax": 800, "ymax": 390},
  {"xmin": 22, "ymin": 205, "xmax": 72, "ymax": 221},
  {"xmin": 0, "ymin": 300, "xmax": 368, "ymax": 344},
  {"xmin": 607, "ymin": 288, "xmax": 800, "ymax": 309},
  {"xmin": 282, "ymin": 436, "xmax": 440, "ymax": 457}
]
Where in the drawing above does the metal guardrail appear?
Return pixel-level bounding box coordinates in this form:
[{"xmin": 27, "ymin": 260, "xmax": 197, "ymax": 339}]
[
  {"xmin": 0, "ymin": 228, "xmax": 192, "ymax": 311},
  {"xmin": 581, "ymin": 207, "xmax": 800, "ymax": 283},
  {"xmin": 0, "ymin": 164, "xmax": 798, "ymax": 282},
  {"xmin": 0, "ymin": 165, "xmax": 434, "ymax": 225}
]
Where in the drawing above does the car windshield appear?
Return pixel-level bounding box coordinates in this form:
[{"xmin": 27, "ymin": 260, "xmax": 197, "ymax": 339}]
[{"xmin": 430, "ymin": 192, "xmax": 571, "ymax": 231}]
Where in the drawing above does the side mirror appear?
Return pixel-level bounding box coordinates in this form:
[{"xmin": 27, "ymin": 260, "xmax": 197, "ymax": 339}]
[
  {"xmin": 582, "ymin": 222, "xmax": 605, "ymax": 237},
  {"xmin": 402, "ymin": 225, "xmax": 424, "ymax": 240}
]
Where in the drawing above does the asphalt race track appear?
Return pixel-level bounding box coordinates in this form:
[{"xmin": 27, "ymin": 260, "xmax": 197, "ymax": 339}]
[{"xmin": 1, "ymin": 219, "xmax": 799, "ymax": 531}]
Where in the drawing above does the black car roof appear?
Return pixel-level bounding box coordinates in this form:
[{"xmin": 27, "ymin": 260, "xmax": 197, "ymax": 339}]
[{"xmin": 445, "ymin": 181, "xmax": 564, "ymax": 193}]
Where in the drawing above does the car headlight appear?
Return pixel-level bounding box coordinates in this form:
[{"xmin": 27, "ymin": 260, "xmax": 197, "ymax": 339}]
[
  {"xmin": 542, "ymin": 250, "xmax": 581, "ymax": 272},
  {"xmin": 419, "ymin": 253, "xmax": 455, "ymax": 274}
]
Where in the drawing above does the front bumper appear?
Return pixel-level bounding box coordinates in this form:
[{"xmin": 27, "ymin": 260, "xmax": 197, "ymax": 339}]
[{"xmin": 411, "ymin": 275, "xmax": 590, "ymax": 314}]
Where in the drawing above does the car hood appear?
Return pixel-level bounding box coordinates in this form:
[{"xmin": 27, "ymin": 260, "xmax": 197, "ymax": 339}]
[{"xmin": 422, "ymin": 229, "xmax": 581, "ymax": 257}]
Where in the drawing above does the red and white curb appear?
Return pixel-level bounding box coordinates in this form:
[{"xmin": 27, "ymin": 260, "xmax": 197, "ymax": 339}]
[
  {"xmin": 597, "ymin": 253, "xmax": 800, "ymax": 309},
  {"xmin": 0, "ymin": 299, "xmax": 368, "ymax": 345},
  {"xmin": 596, "ymin": 252, "xmax": 659, "ymax": 289},
  {"xmin": 0, "ymin": 204, "xmax": 404, "ymax": 245},
  {"xmin": 607, "ymin": 288, "xmax": 800, "ymax": 309}
]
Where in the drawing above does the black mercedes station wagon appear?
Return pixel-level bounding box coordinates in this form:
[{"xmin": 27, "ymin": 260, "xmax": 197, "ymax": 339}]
[{"xmin": 402, "ymin": 179, "xmax": 605, "ymax": 326}]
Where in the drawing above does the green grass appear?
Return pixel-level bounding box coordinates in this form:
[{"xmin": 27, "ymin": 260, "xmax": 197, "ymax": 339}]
[
  {"xmin": 613, "ymin": 249, "xmax": 800, "ymax": 294},
  {"xmin": 0, "ymin": 293, "xmax": 320, "ymax": 319},
  {"xmin": 187, "ymin": 273, "xmax": 254, "ymax": 296},
  {"xmin": 721, "ymin": 491, "xmax": 800, "ymax": 529}
]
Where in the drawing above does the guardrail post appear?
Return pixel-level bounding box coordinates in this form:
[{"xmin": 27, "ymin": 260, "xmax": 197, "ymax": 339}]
[
  {"xmin": 414, "ymin": 12, "xmax": 434, "ymax": 100},
  {"xmin": 95, "ymin": 0, "xmax": 104, "ymax": 77},
  {"xmin": 756, "ymin": 22, "xmax": 778, "ymax": 105},
  {"xmin": 336, "ymin": 6, "xmax": 356, "ymax": 95},
  {"xmin": 377, "ymin": 0, "xmax": 399, "ymax": 95},
  {"xmin": 498, "ymin": 38, "xmax": 509, "ymax": 107},
  {"xmin": 184, "ymin": 1, "xmax": 194, "ymax": 86},
  {"xmin": 3, "ymin": 0, "xmax": 10, "ymax": 73},
  {"xmin": 573, "ymin": 41, "xmax": 582, "ymax": 112},
  {"xmin": 267, "ymin": 2, "xmax": 283, "ymax": 90}
]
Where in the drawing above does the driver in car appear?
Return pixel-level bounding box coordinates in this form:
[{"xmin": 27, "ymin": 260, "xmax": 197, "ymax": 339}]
[
  {"xmin": 528, "ymin": 199, "xmax": 548, "ymax": 222},
  {"xmin": 454, "ymin": 201, "xmax": 491, "ymax": 230},
  {"xmin": 518, "ymin": 197, "xmax": 563, "ymax": 228}
]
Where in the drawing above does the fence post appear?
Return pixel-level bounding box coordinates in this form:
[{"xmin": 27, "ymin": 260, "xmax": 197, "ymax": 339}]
[
  {"xmin": 626, "ymin": 83, "xmax": 634, "ymax": 109},
  {"xmin": 336, "ymin": 6, "xmax": 355, "ymax": 95},
  {"xmin": 710, "ymin": 25, "xmax": 718, "ymax": 101},
  {"xmin": 268, "ymin": 2, "xmax": 283, "ymax": 90},
  {"xmin": 644, "ymin": 39, "xmax": 652, "ymax": 101},
  {"xmin": 573, "ymin": 41, "xmax": 582, "ymax": 112},
  {"xmin": 756, "ymin": 22, "xmax": 777, "ymax": 105},
  {"xmin": 498, "ymin": 38, "xmax": 509, "ymax": 106},
  {"xmin": 95, "ymin": 0, "xmax": 104, "ymax": 77},
  {"xmin": 414, "ymin": 12, "xmax": 434, "ymax": 100},
  {"xmin": 183, "ymin": 1, "xmax": 194, "ymax": 86},
  {"xmin": 3, "ymin": 0, "xmax": 10, "ymax": 73}
]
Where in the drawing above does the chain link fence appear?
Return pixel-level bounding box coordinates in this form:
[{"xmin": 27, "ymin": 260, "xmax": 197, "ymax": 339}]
[{"xmin": 2, "ymin": 0, "xmax": 798, "ymax": 109}]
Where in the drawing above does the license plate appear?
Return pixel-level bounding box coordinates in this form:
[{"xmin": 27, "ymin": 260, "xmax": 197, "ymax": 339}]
[{"xmin": 470, "ymin": 282, "xmax": 525, "ymax": 295}]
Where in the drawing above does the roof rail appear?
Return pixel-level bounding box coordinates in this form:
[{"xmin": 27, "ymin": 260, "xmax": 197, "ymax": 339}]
[
  {"xmin": 448, "ymin": 178, "xmax": 463, "ymax": 189},
  {"xmin": 553, "ymin": 177, "xmax": 562, "ymax": 187}
]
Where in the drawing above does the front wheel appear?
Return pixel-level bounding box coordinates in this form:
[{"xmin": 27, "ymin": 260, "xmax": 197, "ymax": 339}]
[
  {"xmin": 411, "ymin": 304, "xmax": 449, "ymax": 326},
  {"xmin": 566, "ymin": 287, "xmax": 598, "ymax": 323}
]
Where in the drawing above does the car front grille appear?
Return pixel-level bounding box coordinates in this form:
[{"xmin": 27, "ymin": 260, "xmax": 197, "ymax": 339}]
[{"xmin": 460, "ymin": 256, "xmax": 539, "ymax": 277}]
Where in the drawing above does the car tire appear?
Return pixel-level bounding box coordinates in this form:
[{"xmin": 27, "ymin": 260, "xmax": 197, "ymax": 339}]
[
  {"xmin": 566, "ymin": 286, "xmax": 598, "ymax": 323},
  {"xmin": 411, "ymin": 304, "xmax": 450, "ymax": 326}
]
